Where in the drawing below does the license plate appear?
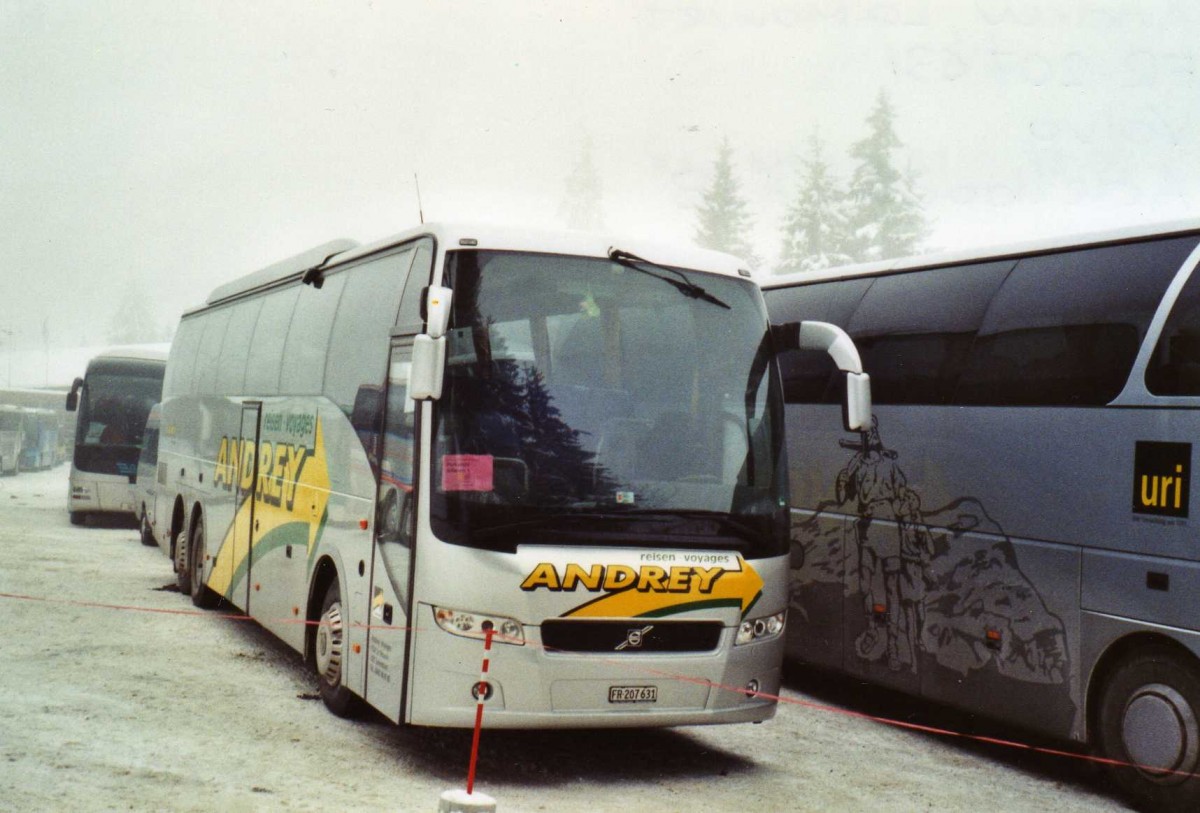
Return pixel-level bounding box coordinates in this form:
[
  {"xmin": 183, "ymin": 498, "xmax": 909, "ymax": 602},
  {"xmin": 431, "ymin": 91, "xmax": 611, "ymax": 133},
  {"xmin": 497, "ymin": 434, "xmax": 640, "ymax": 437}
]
[{"xmin": 608, "ymin": 685, "xmax": 658, "ymax": 703}]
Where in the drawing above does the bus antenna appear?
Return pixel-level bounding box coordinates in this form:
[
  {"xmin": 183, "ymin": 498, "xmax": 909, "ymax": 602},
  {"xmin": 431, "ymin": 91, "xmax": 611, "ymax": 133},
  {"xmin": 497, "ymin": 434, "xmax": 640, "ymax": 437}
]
[{"xmin": 414, "ymin": 173, "xmax": 425, "ymax": 224}]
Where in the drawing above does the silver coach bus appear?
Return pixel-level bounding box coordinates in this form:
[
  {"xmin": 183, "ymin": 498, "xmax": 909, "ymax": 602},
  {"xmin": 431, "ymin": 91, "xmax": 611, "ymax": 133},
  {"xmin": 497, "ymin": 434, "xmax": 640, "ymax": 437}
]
[
  {"xmin": 158, "ymin": 222, "xmax": 870, "ymax": 730},
  {"xmin": 763, "ymin": 219, "xmax": 1200, "ymax": 811}
]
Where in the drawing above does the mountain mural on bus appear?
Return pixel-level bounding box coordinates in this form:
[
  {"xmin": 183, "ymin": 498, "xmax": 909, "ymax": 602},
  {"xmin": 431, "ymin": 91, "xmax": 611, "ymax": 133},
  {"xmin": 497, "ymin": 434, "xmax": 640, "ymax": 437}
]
[{"xmin": 791, "ymin": 418, "xmax": 1071, "ymax": 692}]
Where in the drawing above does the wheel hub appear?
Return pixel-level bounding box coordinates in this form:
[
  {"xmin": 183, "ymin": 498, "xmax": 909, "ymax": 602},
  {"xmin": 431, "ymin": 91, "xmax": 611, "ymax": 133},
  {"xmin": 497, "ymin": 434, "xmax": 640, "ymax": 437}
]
[
  {"xmin": 315, "ymin": 601, "xmax": 344, "ymax": 686},
  {"xmin": 1123, "ymin": 682, "xmax": 1199, "ymax": 782}
]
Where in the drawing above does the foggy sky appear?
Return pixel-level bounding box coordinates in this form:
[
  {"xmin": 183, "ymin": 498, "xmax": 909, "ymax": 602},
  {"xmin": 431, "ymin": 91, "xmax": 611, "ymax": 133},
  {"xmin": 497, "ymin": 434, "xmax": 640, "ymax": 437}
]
[{"xmin": 2, "ymin": 0, "xmax": 1199, "ymax": 379}]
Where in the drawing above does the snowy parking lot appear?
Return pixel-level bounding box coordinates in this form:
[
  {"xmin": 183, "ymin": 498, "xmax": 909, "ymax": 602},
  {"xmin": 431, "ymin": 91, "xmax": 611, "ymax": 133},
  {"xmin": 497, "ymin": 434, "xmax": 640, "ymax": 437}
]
[{"xmin": 0, "ymin": 466, "xmax": 1132, "ymax": 812}]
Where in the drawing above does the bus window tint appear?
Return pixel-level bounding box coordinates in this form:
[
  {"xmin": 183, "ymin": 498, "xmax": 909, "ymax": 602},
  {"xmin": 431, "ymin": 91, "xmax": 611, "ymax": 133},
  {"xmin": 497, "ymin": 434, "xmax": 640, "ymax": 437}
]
[
  {"xmin": 847, "ymin": 262, "xmax": 1011, "ymax": 404},
  {"xmin": 1147, "ymin": 260, "xmax": 1200, "ymax": 395},
  {"xmin": 955, "ymin": 238, "xmax": 1196, "ymax": 406},
  {"xmin": 245, "ymin": 287, "xmax": 300, "ymax": 394},
  {"xmin": 324, "ymin": 248, "xmax": 413, "ymax": 414},
  {"xmin": 280, "ymin": 273, "xmax": 346, "ymax": 395},
  {"xmin": 766, "ymin": 278, "xmax": 871, "ymax": 403},
  {"xmin": 215, "ymin": 298, "xmax": 262, "ymax": 393}
]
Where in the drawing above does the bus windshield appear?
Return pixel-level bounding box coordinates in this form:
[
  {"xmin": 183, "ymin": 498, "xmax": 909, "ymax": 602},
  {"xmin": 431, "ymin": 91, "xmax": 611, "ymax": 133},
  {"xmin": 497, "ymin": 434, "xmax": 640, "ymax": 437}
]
[
  {"xmin": 431, "ymin": 250, "xmax": 787, "ymax": 557},
  {"xmin": 75, "ymin": 364, "xmax": 164, "ymax": 477}
]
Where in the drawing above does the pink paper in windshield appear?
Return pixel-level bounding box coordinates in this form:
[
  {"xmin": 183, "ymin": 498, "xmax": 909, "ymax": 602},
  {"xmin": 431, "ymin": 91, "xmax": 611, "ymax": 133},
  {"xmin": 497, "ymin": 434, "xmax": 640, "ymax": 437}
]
[{"xmin": 442, "ymin": 454, "xmax": 495, "ymax": 492}]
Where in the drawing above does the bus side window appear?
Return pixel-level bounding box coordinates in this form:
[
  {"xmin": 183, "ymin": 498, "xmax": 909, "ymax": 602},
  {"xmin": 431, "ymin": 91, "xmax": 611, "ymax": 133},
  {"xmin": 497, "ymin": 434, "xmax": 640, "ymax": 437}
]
[
  {"xmin": 164, "ymin": 318, "xmax": 204, "ymax": 398},
  {"xmin": 280, "ymin": 273, "xmax": 346, "ymax": 395},
  {"xmin": 377, "ymin": 358, "xmax": 415, "ymax": 547},
  {"xmin": 397, "ymin": 238, "xmax": 434, "ymax": 332},
  {"xmin": 1147, "ymin": 257, "xmax": 1200, "ymax": 396},
  {"xmin": 325, "ymin": 248, "xmax": 414, "ymax": 416},
  {"xmin": 193, "ymin": 306, "xmax": 233, "ymax": 396},
  {"xmin": 955, "ymin": 239, "xmax": 1193, "ymax": 406},
  {"xmin": 246, "ymin": 287, "xmax": 300, "ymax": 395},
  {"xmin": 845, "ymin": 261, "xmax": 1010, "ymax": 405},
  {"xmin": 215, "ymin": 298, "xmax": 263, "ymax": 394}
]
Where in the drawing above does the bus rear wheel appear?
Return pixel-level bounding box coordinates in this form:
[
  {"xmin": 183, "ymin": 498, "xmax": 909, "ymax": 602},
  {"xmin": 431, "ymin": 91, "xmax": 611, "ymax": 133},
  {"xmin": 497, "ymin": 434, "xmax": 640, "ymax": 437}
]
[
  {"xmin": 1096, "ymin": 645, "xmax": 1200, "ymax": 812},
  {"xmin": 174, "ymin": 522, "xmax": 192, "ymax": 595},
  {"xmin": 314, "ymin": 579, "xmax": 360, "ymax": 718},
  {"xmin": 189, "ymin": 515, "xmax": 219, "ymax": 609}
]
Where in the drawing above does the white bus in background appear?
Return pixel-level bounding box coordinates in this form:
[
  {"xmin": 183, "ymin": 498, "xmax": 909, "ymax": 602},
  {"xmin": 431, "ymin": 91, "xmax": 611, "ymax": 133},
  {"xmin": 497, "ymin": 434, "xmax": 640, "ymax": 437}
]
[
  {"xmin": 158, "ymin": 222, "xmax": 870, "ymax": 729},
  {"xmin": 763, "ymin": 220, "xmax": 1200, "ymax": 811},
  {"xmin": 65, "ymin": 346, "xmax": 167, "ymax": 525},
  {"xmin": 18, "ymin": 407, "xmax": 60, "ymax": 471},
  {"xmin": 0, "ymin": 405, "xmax": 23, "ymax": 475}
]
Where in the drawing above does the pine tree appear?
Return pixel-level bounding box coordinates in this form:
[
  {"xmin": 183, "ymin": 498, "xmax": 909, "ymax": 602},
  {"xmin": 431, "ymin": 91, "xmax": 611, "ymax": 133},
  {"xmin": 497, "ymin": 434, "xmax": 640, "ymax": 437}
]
[
  {"xmin": 778, "ymin": 131, "xmax": 854, "ymax": 275},
  {"xmin": 845, "ymin": 92, "xmax": 926, "ymax": 262},
  {"xmin": 694, "ymin": 138, "xmax": 760, "ymax": 268},
  {"xmin": 560, "ymin": 136, "xmax": 604, "ymax": 232}
]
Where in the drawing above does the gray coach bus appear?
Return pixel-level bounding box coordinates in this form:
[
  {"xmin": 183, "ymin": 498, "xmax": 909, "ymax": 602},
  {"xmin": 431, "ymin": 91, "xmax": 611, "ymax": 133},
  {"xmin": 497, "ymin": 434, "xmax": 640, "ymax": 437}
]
[{"xmin": 763, "ymin": 220, "xmax": 1200, "ymax": 811}]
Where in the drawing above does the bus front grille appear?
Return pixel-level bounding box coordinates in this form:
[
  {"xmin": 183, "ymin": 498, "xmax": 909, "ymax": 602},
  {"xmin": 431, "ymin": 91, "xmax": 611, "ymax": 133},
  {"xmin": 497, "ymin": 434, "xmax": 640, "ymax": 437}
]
[{"xmin": 540, "ymin": 620, "xmax": 723, "ymax": 654}]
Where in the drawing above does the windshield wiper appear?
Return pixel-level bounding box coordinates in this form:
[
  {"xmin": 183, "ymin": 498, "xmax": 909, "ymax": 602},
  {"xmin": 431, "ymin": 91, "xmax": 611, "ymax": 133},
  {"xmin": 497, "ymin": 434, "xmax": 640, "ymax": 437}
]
[{"xmin": 607, "ymin": 248, "xmax": 731, "ymax": 310}]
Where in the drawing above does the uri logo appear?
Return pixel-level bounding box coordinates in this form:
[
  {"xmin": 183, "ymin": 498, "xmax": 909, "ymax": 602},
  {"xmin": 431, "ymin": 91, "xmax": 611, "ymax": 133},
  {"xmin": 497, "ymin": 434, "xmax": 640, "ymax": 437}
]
[{"xmin": 1132, "ymin": 441, "xmax": 1191, "ymax": 519}]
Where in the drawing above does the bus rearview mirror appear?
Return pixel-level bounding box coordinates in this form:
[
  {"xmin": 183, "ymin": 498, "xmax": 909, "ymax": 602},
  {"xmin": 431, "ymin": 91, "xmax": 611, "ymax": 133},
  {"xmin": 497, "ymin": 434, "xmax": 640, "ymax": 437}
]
[
  {"xmin": 844, "ymin": 372, "xmax": 872, "ymax": 432},
  {"xmin": 426, "ymin": 286, "xmax": 453, "ymax": 339},
  {"xmin": 409, "ymin": 334, "xmax": 446, "ymax": 400},
  {"xmin": 65, "ymin": 377, "xmax": 83, "ymax": 412}
]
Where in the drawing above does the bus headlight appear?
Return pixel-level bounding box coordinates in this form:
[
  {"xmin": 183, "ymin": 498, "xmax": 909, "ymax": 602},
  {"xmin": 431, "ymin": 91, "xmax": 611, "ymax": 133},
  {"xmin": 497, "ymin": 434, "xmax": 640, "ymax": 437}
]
[
  {"xmin": 433, "ymin": 606, "xmax": 525, "ymax": 646},
  {"xmin": 735, "ymin": 611, "xmax": 786, "ymax": 646}
]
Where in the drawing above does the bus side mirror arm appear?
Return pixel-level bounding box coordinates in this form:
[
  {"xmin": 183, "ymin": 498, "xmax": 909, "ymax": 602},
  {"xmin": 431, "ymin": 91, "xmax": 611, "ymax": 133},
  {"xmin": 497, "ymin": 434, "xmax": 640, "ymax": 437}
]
[
  {"xmin": 775, "ymin": 321, "xmax": 872, "ymax": 432},
  {"xmin": 65, "ymin": 377, "xmax": 83, "ymax": 412}
]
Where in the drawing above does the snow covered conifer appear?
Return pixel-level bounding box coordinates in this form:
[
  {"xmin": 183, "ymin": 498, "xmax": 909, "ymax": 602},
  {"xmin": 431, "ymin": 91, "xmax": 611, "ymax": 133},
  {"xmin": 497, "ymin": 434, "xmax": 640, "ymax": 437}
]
[
  {"xmin": 845, "ymin": 91, "xmax": 926, "ymax": 262},
  {"xmin": 694, "ymin": 138, "xmax": 760, "ymax": 269},
  {"xmin": 778, "ymin": 130, "xmax": 854, "ymax": 275}
]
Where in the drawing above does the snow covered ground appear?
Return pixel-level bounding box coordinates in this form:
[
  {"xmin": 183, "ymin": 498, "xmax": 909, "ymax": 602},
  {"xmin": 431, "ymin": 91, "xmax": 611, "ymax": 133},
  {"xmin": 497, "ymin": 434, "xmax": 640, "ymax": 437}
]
[{"xmin": 0, "ymin": 466, "xmax": 1132, "ymax": 811}]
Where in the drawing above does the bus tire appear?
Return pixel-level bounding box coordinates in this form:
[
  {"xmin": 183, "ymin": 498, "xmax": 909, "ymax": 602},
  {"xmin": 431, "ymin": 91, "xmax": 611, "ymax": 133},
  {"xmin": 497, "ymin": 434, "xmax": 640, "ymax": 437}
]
[
  {"xmin": 315, "ymin": 579, "xmax": 360, "ymax": 718},
  {"xmin": 69, "ymin": 511, "xmax": 87, "ymax": 526},
  {"xmin": 189, "ymin": 515, "xmax": 219, "ymax": 609},
  {"xmin": 139, "ymin": 510, "xmax": 157, "ymax": 547},
  {"xmin": 1096, "ymin": 645, "xmax": 1200, "ymax": 812},
  {"xmin": 175, "ymin": 522, "xmax": 192, "ymax": 595}
]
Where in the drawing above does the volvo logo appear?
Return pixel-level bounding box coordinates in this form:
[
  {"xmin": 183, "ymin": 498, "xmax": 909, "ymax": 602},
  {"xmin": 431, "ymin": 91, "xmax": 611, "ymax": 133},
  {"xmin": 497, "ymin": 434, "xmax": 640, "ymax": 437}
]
[{"xmin": 615, "ymin": 625, "xmax": 654, "ymax": 651}]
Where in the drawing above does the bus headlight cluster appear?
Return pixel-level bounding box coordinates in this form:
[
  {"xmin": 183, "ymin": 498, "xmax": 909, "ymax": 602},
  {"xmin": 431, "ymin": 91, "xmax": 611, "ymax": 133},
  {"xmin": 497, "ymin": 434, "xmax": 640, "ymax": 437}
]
[
  {"xmin": 735, "ymin": 611, "xmax": 786, "ymax": 646},
  {"xmin": 433, "ymin": 606, "xmax": 525, "ymax": 646}
]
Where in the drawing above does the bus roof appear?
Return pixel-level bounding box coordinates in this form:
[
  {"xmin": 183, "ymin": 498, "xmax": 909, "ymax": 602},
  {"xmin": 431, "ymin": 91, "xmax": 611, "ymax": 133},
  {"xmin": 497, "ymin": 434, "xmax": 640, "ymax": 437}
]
[
  {"xmin": 763, "ymin": 217, "xmax": 1200, "ymax": 289},
  {"xmin": 90, "ymin": 345, "xmax": 171, "ymax": 363},
  {"xmin": 200, "ymin": 222, "xmax": 752, "ymax": 310}
]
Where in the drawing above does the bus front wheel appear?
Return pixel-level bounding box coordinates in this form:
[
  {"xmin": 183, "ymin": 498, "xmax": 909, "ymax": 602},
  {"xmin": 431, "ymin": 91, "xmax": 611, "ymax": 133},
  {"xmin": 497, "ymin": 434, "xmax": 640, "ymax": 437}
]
[
  {"xmin": 1096, "ymin": 645, "xmax": 1200, "ymax": 812},
  {"xmin": 315, "ymin": 579, "xmax": 360, "ymax": 718}
]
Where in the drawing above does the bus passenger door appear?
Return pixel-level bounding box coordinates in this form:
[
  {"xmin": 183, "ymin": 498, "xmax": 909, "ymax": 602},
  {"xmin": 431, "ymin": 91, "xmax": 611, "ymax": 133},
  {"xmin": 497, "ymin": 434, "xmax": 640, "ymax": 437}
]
[
  {"xmin": 222, "ymin": 402, "xmax": 260, "ymax": 612},
  {"xmin": 365, "ymin": 339, "xmax": 417, "ymax": 722}
]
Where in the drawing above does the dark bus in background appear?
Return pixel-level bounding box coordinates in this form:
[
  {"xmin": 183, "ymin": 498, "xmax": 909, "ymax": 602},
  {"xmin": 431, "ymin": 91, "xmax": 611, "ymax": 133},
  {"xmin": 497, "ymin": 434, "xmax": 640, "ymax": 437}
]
[
  {"xmin": 762, "ymin": 220, "xmax": 1200, "ymax": 812},
  {"xmin": 65, "ymin": 346, "xmax": 167, "ymax": 525}
]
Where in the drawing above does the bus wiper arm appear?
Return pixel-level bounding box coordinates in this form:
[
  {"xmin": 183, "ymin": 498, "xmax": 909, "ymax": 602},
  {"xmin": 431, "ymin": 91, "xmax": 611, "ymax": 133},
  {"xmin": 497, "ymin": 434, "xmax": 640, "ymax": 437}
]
[{"xmin": 607, "ymin": 248, "xmax": 731, "ymax": 310}]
